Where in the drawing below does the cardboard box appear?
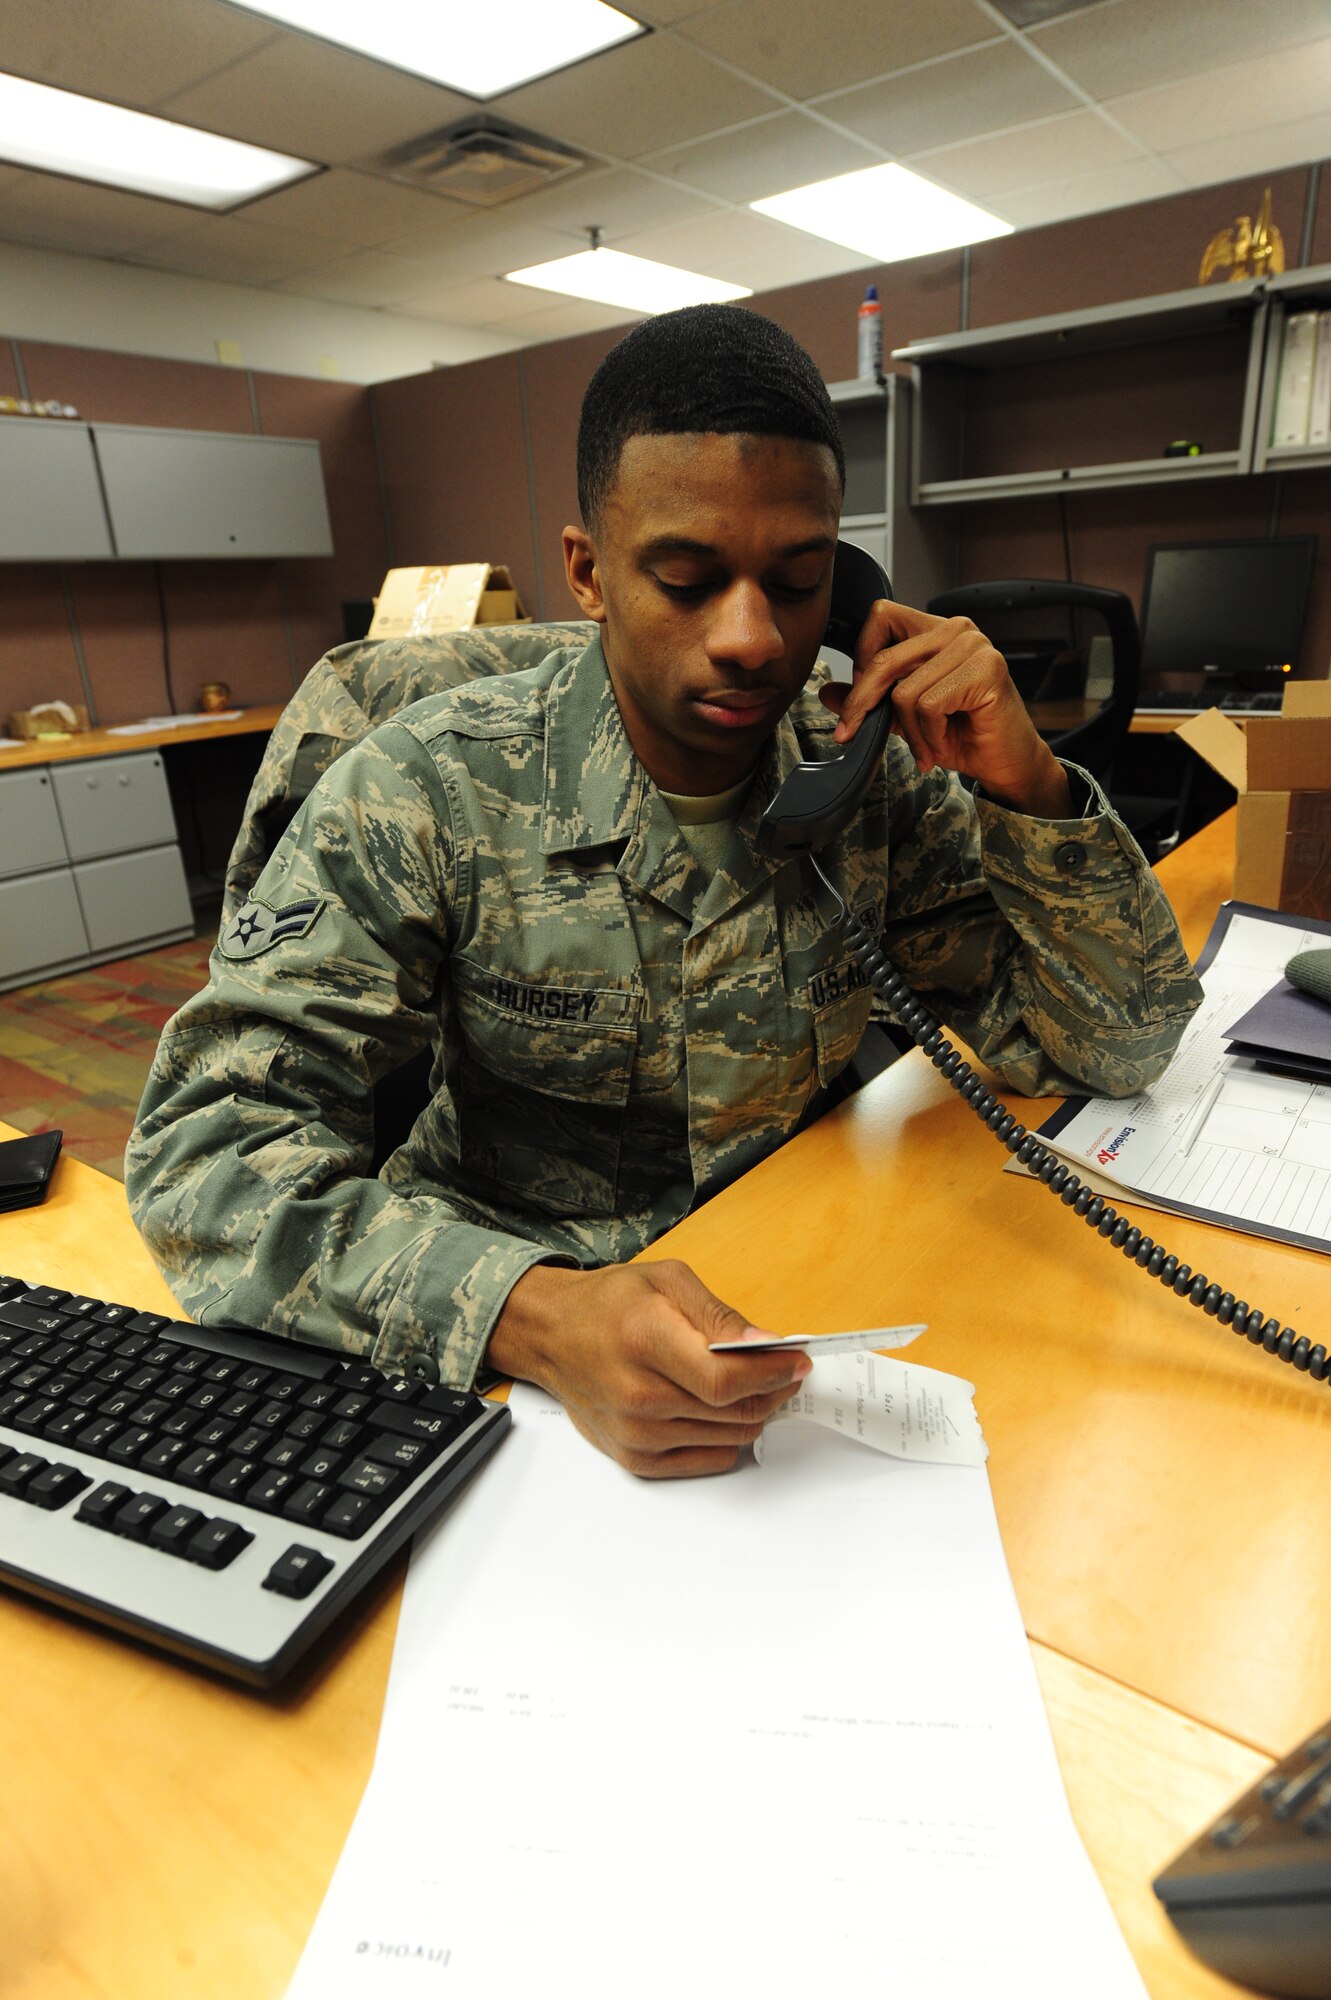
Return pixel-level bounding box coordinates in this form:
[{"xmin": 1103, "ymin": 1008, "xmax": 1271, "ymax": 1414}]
[
  {"xmin": 7, "ymin": 701, "xmax": 90, "ymax": 740},
  {"xmin": 367, "ymin": 564, "xmax": 528, "ymax": 641},
  {"xmin": 1177, "ymin": 684, "xmax": 1331, "ymax": 918}
]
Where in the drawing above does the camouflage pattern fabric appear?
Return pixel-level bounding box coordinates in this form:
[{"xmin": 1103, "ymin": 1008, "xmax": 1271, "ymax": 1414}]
[
  {"xmin": 222, "ymin": 620, "xmax": 596, "ymax": 921},
  {"xmin": 128, "ymin": 629, "xmax": 1202, "ymax": 1391}
]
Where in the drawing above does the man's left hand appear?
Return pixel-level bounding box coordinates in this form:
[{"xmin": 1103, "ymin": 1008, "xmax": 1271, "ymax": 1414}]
[{"xmin": 818, "ymin": 599, "xmax": 1073, "ymax": 819}]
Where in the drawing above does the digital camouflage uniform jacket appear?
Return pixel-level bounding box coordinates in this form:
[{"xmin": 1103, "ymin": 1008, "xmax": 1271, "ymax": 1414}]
[{"xmin": 126, "ymin": 629, "xmax": 1202, "ymax": 1391}]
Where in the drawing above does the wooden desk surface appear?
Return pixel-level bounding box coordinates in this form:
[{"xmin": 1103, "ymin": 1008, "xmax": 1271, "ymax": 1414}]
[
  {"xmin": 0, "ymin": 705, "xmax": 281, "ymax": 773},
  {"xmin": 1028, "ymin": 698, "xmax": 1191, "ymax": 737},
  {"xmin": 0, "ymin": 810, "xmax": 1317, "ymax": 2000}
]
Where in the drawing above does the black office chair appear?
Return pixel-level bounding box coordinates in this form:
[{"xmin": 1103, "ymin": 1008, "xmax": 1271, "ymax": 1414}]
[{"xmin": 926, "ymin": 578, "xmax": 1183, "ymax": 860}]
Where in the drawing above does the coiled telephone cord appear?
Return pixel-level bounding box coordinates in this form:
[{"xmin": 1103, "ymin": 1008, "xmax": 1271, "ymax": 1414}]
[{"xmin": 810, "ymin": 853, "xmax": 1327, "ymax": 1384}]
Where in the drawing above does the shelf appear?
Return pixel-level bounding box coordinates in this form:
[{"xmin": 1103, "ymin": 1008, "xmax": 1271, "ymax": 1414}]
[
  {"xmin": 916, "ymin": 450, "xmax": 1244, "ymax": 506},
  {"xmin": 893, "ymin": 278, "xmax": 1265, "ymax": 374},
  {"xmin": 826, "ymin": 378, "xmax": 887, "ymax": 404}
]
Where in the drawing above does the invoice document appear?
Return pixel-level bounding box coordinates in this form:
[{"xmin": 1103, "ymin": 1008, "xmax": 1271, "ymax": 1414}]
[
  {"xmin": 1024, "ymin": 903, "xmax": 1331, "ymax": 1252},
  {"xmin": 285, "ymin": 1386, "xmax": 1145, "ymax": 2000}
]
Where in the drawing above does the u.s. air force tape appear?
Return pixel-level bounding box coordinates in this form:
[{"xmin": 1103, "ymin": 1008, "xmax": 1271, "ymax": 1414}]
[{"xmin": 219, "ymin": 895, "xmax": 325, "ymax": 960}]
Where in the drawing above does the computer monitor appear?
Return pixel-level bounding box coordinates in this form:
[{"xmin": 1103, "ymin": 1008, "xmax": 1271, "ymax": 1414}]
[{"xmin": 1139, "ymin": 536, "xmax": 1316, "ymax": 685}]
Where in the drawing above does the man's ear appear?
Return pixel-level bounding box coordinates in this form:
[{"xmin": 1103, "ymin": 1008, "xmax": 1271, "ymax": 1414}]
[{"xmin": 563, "ymin": 525, "xmax": 607, "ymax": 623}]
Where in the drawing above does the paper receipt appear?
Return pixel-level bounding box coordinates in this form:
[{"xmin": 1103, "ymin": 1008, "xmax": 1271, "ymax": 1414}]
[{"xmin": 757, "ymin": 1350, "xmax": 988, "ymax": 1467}]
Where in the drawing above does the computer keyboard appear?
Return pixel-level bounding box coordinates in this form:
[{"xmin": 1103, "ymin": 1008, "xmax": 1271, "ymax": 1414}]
[{"xmin": 0, "ymin": 1272, "xmax": 509, "ymax": 1686}]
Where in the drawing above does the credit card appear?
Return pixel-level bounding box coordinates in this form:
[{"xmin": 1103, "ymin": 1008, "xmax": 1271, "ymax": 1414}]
[{"xmin": 709, "ymin": 1325, "xmax": 926, "ymax": 1357}]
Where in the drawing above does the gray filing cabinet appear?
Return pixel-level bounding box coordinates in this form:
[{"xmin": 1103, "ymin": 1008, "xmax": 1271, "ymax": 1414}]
[{"xmin": 0, "ymin": 750, "xmax": 193, "ymax": 992}]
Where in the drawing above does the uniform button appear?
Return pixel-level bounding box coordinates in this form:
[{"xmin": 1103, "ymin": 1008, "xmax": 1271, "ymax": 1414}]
[
  {"xmin": 404, "ymin": 1350, "xmax": 440, "ymax": 1386},
  {"xmin": 1054, "ymin": 841, "xmax": 1087, "ymax": 873}
]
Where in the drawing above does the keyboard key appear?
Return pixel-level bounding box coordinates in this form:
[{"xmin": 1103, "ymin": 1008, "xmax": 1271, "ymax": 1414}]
[
  {"xmin": 263, "ymin": 1544, "xmax": 334, "ymax": 1599},
  {"xmin": 90, "ymin": 1304, "xmax": 134, "ymax": 1325},
  {"xmin": 161, "ymin": 1407, "xmax": 200, "ymax": 1439},
  {"xmin": 107, "ymin": 1427, "xmax": 156, "ymax": 1466},
  {"xmin": 155, "ymin": 1374, "xmax": 195, "ymax": 1404},
  {"xmin": 140, "ymin": 1437, "xmax": 189, "ymax": 1476},
  {"xmin": 338, "ymin": 1365, "xmax": 385, "ymax": 1394},
  {"xmin": 11, "ymin": 1363, "xmax": 53, "ymax": 1392},
  {"xmin": 114, "ymin": 1491, "xmax": 168, "ymax": 1541},
  {"xmin": 371, "ymin": 1403, "xmax": 462, "ymax": 1446},
  {"xmin": 234, "ymin": 1365, "xmax": 271, "ymax": 1394},
  {"xmin": 175, "ymin": 1446, "xmax": 224, "ymax": 1489},
  {"xmin": 0, "ymin": 1303, "xmax": 71, "ymax": 1337},
  {"xmin": 219, "ymin": 1391, "xmax": 258, "ymax": 1421},
  {"xmin": 377, "ymin": 1375, "xmax": 423, "ymax": 1404},
  {"xmin": 0, "ymin": 1451, "xmax": 48, "ymax": 1497},
  {"xmin": 147, "ymin": 1504, "xmax": 206, "ymax": 1554},
  {"xmin": 96, "ymin": 1390, "xmax": 137, "ymax": 1422},
  {"xmin": 251, "ymin": 1399, "xmax": 292, "ymax": 1430},
  {"xmin": 230, "ymin": 1424, "xmax": 269, "ymax": 1458},
  {"xmin": 125, "ymin": 1314, "xmax": 171, "ymax": 1338},
  {"xmin": 322, "ymin": 1491, "xmax": 379, "ymax": 1538},
  {"xmin": 322, "ymin": 1419, "xmax": 362, "ymax": 1453},
  {"xmin": 285, "ymin": 1409, "xmax": 325, "ymax": 1443},
  {"xmin": 124, "ymin": 1366, "xmax": 163, "ymax": 1394},
  {"xmin": 209, "ymin": 1456, "xmax": 261, "ymax": 1498},
  {"xmin": 421, "ymin": 1388, "xmax": 482, "ymax": 1422},
  {"xmin": 0, "ymin": 1389, "xmax": 30, "ymax": 1423},
  {"xmin": 247, "ymin": 1469, "xmax": 297, "ymax": 1513},
  {"xmin": 333, "ymin": 1391, "xmax": 372, "ymax": 1420},
  {"xmin": 281, "ymin": 1479, "xmax": 333, "ymax": 1524},
  {"xmin": 45, "ymin": 1407, "xmax": 92, "ymax": 1445},
  {"xmin": 188, "ymin": 1518, "xmax": 253, "ymax": 1570},
  {"xmin": 184, "ymin": 1383, "xmax": 225, "ymax": 1415},
  {"xmin": 75, "ymin": 1415, "xmax": 122, "ymax": 1455},
  {"xmin": 202, "ymin": 1356, "xmax": 243, "ymax": 1384},
  {"xmin": 16, "ymin": 1287, "xmax": 69, "ymax": 1309},
  {"xmin": 365, "ymin": 1433, "xmax": 438, "ymax": 1472},
  {"xmin": 297, "ymin": 1381, "xmax": 339, "ymax": 1412},
  {"xmin": 339, "ymin": 1457, "xmax": 401, "ymax": 1501},
  {"xmin": 129, "ymin": 1397, "xmax": 171, "ymax": 1429},
  {"xmin": 298, "ymin": 1445, "xmax": 346, "ymax": 1483},
  {"xmin": 12, "ymin": 1397, "xmax": 61, "ymax": 1434},
  {"xmin": 193, "ymin": 1416, "xmax": 238, "ymax": 1452},
  {"xmin": 76, "ymin": 1479, "xmax": 132, "ymax": 1526},
  {"xmin": 262, "ymin": 1435, "xmax": 305, "ymax": 1471},
  {"xmin": 95, "ymin": 1358, "xmax": 133, "ymax": 1386},
  {"xmin": 266, "ymin": 1373, "xmax": 306, "ymax": 1403},
  {"xmin": 27, "ymin": 1463, "xmax": 91, "ymax": 1511},
  {"xmin": 112, "ymin": 1333, "xmax": 150, "ymax": 1358},
  {"xmin": 64, "ymin": 1296, "xmax": 104, "ymax": 1318}
]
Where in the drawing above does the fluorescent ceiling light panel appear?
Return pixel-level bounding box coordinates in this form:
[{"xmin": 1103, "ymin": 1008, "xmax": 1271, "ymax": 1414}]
[
  {"xmin": 229, "ymin": 0, "xmax": 645, "ymax": 98},
  {"xmin": 504, "ymin": 247, "xmax": 751, "ymax": 314},
  {"xmin": 752, "ymin": 163, "xmax": 1012, "ymax": 263},
  {"xmin": 0, "ymin": 71, "xmax": 314, "ymax": 208}
]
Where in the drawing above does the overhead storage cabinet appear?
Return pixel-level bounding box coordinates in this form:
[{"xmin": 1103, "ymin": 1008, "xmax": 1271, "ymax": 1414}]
[
  {"xmin": 0, "ymin": 418, "xmax": 114, "ymax": 560},
  {"xmin": 93, "ymin": 425, "xmax": 334, "ymax": 559}
]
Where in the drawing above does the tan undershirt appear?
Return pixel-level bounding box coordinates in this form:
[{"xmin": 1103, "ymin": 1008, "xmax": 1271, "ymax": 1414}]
[{"xmin": 659, "ymin": 776, "xmax": 751, "ymax": 874}]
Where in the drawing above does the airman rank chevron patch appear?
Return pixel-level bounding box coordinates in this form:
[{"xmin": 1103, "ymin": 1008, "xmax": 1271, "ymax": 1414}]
[{"xmin": 219, "ymin": 895, "xmax": 325, "ymax": 961}]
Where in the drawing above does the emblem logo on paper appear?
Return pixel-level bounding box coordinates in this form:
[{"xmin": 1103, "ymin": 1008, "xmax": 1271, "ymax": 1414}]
[
  {"xmin": 220, "ymin": 895, "xmax": 324, "ymax": 960},
  {"xmin": 1096, "ymin": 1124, "xmax": 1136, "ymax": 1166}
]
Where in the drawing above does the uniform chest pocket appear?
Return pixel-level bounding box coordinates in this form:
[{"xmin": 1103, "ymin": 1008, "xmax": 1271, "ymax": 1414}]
[
  {"xmin": 812, "ymin": 985, "xmax": 874, "ymax": 1088},
  {"xmin": 452, "ymin": 963, "xmax": 640, "ymax": 1219}
]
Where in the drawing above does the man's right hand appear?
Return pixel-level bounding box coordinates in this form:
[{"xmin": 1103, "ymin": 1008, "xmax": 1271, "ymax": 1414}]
[{"xmin": 485, "ymin": 1260, "xmax": 811, "ymax": 1478}]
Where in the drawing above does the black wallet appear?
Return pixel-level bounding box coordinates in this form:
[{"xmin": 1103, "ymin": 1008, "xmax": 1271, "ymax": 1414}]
[{"xmin": 0, "ymin": 1129, "xmax": 63, "ymax": 1214}]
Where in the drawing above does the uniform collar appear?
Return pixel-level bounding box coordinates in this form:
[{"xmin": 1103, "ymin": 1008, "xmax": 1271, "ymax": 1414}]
[{"xmin": 540, "ymin": 631, "xmax": 807, "ymax": 925}]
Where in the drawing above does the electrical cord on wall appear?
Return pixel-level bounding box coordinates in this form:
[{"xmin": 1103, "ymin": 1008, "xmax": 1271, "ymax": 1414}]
[
  {"xmin": 153, "ymin": 560, "xmax": 178, "ymax": 715},
  {"xmin": 810, "ymin": 851, "xmax": 1328, "ymax": 1384}
]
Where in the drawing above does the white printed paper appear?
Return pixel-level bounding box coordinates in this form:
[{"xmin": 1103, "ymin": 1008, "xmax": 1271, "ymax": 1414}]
[
  {"xmin": 106, "ymin": 710, "xmax": 241, "ymax": 733},
  {"xmin": 709, "ymin": 1322, "xmax": 925, "ymax": 1356},
  {"xmin": 1015, "ymin": 907, "xmax": 1331, "ymax": 1250},
  {"xmin": 761, "ymin": 1350, "xmax": 988, "ymax": 1464},
  {"xmin": 284, "ymin": 1388, "xmax": 1144, "ymax": 2000}
]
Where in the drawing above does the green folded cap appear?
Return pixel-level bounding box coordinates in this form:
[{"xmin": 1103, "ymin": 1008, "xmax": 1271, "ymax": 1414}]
[{"xmin": 1286, "ymin": 947, "xmax": 1331, "ymax": 1006}]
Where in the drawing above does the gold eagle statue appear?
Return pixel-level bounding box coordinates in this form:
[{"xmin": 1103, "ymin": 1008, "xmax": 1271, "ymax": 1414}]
[{"xmin": 1199, "ymin": 185, "xmax": 1285, "ymax": 283}]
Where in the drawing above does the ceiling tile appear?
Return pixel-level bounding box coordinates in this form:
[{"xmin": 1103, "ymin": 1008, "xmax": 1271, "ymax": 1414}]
[
  {"xmin": 912, "ymin": 108, "xmax": 1139, "ymax": 200},
  {"xmin": 384, "ymin": 210, "xmax": 584, "ymax": 281},
  {"xmin": 237, "ymin": 167, "xmax": 470, "ymax": 246},
  {"xmin": 996, "ymin": 155, "xmax": 1181, "ymax": 228},
  {"xmin": 629, "ymin": 1, "xmax": 730, "ymax": 21},
  {"xmin": 157, "ymin": 32, "xmax": 474, "ymax": 166},
  {"xmin": 1031, "ymin": 0, "xmax": 1331, "ymax": 103},
  {"xmin": 1161, "ymin": 112, "xmax": 1331, "ymax": 193},
  {"xmin": 269, "ymin": 248, "xmax": 446, "ymax": 306},
  {"xmin": 1109, "ymin": 39, "xmax": 1331, "ymax": 153},
  {"xmin": 0, "ymin": 0, "xmax": 277, "ymax": 111},
  {"xmin": 510, "ymin": 165, "xmax": 718, "ymax": 239},
  {"xmin": 492, "ymin": 297, "xmax": 643, "ymax": 339},
  {"xmin": 676, "ymin": 0, "xmax": 994, "ymax": 102},
  {"xmin": 488, "ymin": 31, "xmax": 780, "ymax": 158},
  {"xmin": 393, "ymin": 274, "xmax": 564, "ymax": 325},
  {"xmin": 642, "ymin": 110, "xmax": 877, "ymax": 203},
  {"xmin": 820, "ymin": 39, "xmax": 1078, "ymax": 157},
  {"xmin": 616, "ymin": 207, "xmax": 876, "ymax": 287},
  {"xmin": 124, "ymin": 215, "xmax": 338, "ymax": 284},
  {"xmin": 0, "ymin": 173, "xmax": 200, "ymax": 258}
]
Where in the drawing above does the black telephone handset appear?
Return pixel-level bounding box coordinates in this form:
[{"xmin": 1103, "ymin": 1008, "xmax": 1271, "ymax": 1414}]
[{"xmin": 759, "ymin": 540, "xmax": 1328, "ymax": 1396}]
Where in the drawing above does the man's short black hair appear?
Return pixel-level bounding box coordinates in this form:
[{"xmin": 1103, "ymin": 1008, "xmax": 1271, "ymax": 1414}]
[{"xmin": 576, "ymin": 304, "xmax": 846, "ymax": 528}]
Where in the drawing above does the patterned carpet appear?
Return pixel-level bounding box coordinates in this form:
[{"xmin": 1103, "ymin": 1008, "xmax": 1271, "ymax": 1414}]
[{"xmin": 0, "ymin": 905, "xmax": 220, "ymax": 1181}]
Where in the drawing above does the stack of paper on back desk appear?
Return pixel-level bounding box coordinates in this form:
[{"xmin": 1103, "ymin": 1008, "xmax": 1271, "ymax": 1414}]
[
  {"xmin": 1022, "ymin": 903, "xmax": 1331, "ymax": 1254},
  {"xmin": 285, "ymin": 1385, "xmax": 1146, "ymax": 2000}
]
